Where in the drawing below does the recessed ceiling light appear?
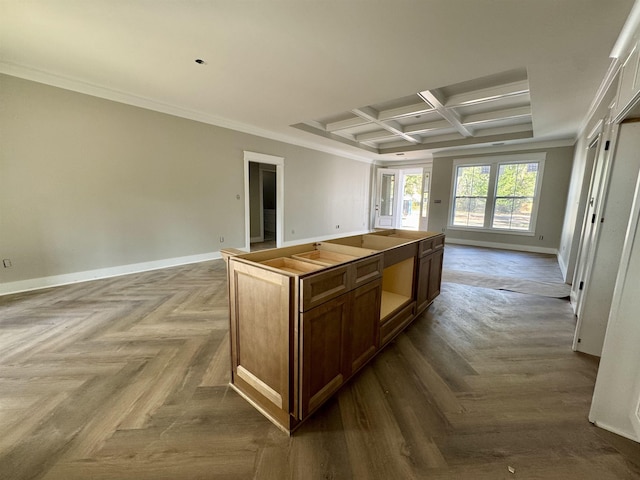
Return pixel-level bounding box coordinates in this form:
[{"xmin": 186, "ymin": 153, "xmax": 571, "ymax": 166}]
[
  {"xmin": 195, "ymin": 59, "xmax": 206, "ymax": 65},
  {"xmin": 396, "ymin": 153, "xmax": 405, "ymax": 156}
]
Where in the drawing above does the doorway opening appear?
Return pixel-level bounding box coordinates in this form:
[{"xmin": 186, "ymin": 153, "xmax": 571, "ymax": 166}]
[
  {"xmin": 249, "ymin": 162, "xmax": 276, "ymax": 249},
  {"xmin": 374, "ymin": 166, "xmax": 431, "ymax": 231},
  {"xmin": 243, "ymin": 151, "xmax": 284, "ymax": 251}
]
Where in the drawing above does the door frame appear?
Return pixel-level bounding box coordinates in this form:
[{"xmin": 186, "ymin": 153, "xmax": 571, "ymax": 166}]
[
  {"xmin": 374, "ymin": 168, "xmax": 400, "ymax": 228},
  {"xmin": 572, "ymin": 121, "xmax": 618, "ymax": 351},
  {"xmin": 373, "ymin": 164, "xmax": 432, "ymax": 230},
  {"xmin": 419, "ymin": 166, "xmax": 432, "ymax": 231},
  {"xmin": 244, "ymin": 151, "xmax": 284, "ymax": 250},
  {"xmin": 570, "ymin": 130, "xmax": 604, "ymax": 311}
]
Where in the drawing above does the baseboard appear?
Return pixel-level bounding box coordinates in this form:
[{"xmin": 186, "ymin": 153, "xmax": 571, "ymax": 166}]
[
  {"xmin": 590, "ymin": 420, "xmax": 640, "ymax": 443},
  {"xmin": 280, "ymin": 229, "xmax": 372, "ymax": 248},
  {"xmin": 0, "ymin": 251, "xmax": 222, "ymax": 297},
  {"xmin": 557, "ymin": 252, "xmax": 569, "ymax": 281},
  {"xmin": 445, "ymin": 237, "xmax": 558, "ymax": 255}
]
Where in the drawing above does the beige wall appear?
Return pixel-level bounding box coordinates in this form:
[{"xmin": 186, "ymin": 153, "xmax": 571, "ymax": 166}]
[
  {"xmin": 429, "ymin": 146, "xmax": 575, "ymax": 251},
  {"xmin": 0, "ymin": 74, "xmax": 371, "ymax": 287}
]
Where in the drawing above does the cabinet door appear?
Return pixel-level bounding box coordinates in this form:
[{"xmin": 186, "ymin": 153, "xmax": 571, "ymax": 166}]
[
  {"xmin": 299, "ymin": 294, "xmax": 349, "ymax": 418},
  {"xmin": 347, "ymin": 279, "xmax": 382, "ymax": 375},
  {"xmin": 427, "ymin": 248, "xmax": 444, "ymax": 303},
  {"xmin": 415, "ymin": 253, "xmax": 433, "ymax": 314},
  {"xmin": 416, "ymin": 245, "xmax": 444, "ymax": 313}
]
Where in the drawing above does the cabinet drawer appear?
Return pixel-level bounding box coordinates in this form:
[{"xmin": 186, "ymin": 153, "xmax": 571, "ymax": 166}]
[
  {"xmin": 418, "ymin": 235, "xmax": 444, "ymax": 257},
  {"xmin": 300, "ymin": 265, "xmax": 350, "ymax": 311},
  {"xmin": 383, "ymin": 242, "xmax": 418, "ymax": 267},
  {"xmin": 352, "ymin": 254, "xmax": 383, "ymax": 288},
  {"xmin": 380, "ymin": 302, "xmax": 415, "ymax": 346}
]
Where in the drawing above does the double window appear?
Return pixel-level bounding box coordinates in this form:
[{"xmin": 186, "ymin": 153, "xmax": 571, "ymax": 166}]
[{"xmin": 450, "ymin": 154, "xmax": 545, "ymax": 234}]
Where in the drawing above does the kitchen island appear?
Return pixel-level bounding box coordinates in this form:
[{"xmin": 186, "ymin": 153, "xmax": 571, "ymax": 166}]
[{"xmin": 225, "ymin": 229, "xmax": 444, "ymax": 433}]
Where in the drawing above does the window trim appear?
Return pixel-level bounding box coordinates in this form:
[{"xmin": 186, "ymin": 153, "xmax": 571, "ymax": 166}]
[{"xmin": 448, "ymin": 153, "xmax": 546, "ymax": 235}]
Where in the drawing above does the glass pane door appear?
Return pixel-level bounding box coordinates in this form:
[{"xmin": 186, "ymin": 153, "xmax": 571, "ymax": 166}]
[
  {"xmin": 400, "ymin": 169, "xmax": 424, "ymax": 230},
  {"xmin": 375, "ymin": 169, "xmax": 400, "ymax": 228},
  {"xmin": 419, "ymin": 170, "xmax": 431, "ymax": 231}
]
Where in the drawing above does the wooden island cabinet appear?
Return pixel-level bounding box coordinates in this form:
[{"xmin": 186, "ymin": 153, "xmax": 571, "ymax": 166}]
[{"xmin": 225, "ymin": 229, "xmax": 444, "ymax": 433}]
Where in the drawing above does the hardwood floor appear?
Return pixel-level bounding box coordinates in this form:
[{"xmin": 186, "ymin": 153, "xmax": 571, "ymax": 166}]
[{"xmin": 1, "ymin": 246, "xmax": 639, "ymax": 479}]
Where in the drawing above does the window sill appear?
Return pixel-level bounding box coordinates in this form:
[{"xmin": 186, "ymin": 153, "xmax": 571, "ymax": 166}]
[{"xmin": 446, "ymin": 226, "xmax": 536, "ymax": 237}]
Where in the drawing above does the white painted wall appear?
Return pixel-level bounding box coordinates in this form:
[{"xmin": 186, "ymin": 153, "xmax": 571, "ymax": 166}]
[{"xmin": 0, "ymin": 74, "xmax": 371, "ymax": 294}]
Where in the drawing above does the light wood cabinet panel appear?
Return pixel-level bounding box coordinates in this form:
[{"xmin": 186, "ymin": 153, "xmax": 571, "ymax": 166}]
[
  {"xmin": 227, "ymin": 229, "xmax": 444, "ymax": 433},
  {"xmin": 347, "ymin": 279, "xmax": 382, "ymax": 374},
  {"xmin": 352, "ymin": 254, "xmax": 383, "ymax": 288},
  {"xmin": 299, "ymin": 294, "xmax": 349, "ymax": 418},
  {"xmin": 427, "ymin": 248, "xmax": 444, "ymax": 304},
  {"xmin": 300, "ymin": 265, "xmax": 350, "ymax": 312},
  {"xmin": 415, "ymin": 253, "xmax": 433, "ymax": 314},
  {"xmin": 380, "ymin": 302, "xmax": 415, "ymax": 346},
  {"xmin": 415, "ymin": 237, "xmax": 444, "ymax": 314},
  {"xmin": 228, "ymin": 260, "xmax": 294, "ymax": 427}
]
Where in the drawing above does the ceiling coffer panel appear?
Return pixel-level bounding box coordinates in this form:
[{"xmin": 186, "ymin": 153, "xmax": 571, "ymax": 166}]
[{"xmin": 294, "ymin": 69, "xmax": 534, "ymax": 154}]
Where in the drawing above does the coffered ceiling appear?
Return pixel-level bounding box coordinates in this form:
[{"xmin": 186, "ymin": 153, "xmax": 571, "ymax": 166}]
[
  {"xmin": 294, "ymin": 69, "xmax": 533, "ymax": 155},
  {"xmin": 0, "ymin": 1, "xmax": 636, "ymax": 162}
]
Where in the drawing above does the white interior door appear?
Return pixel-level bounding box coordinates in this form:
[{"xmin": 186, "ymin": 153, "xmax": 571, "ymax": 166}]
[
  {"xmin": 571, "ymin": 138, "xmax": 605, "ymax": 315},
  {"xmin": 574, "ymin": 121, "xmax": 640, "ymax": 356},
  {"xmin": 589, "ymin": 166, "xmax": 640, "ymax": 441},
  {"xmin": 374, "ymin": 169, "xmax": 400, "ymax": 228}
]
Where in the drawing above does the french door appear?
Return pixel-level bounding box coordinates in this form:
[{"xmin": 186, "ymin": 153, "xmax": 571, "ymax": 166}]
[{"xmin": 374, "ymin": 167, "xmax": 431, "ymax": 230}]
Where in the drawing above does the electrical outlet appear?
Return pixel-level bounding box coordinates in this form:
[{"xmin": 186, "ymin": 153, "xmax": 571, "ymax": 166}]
[
  {"xmin": 538, "ymin": 235, "xmax": 544, "ymax": 240},
  {"xmin": 3, "ymin": 259, "xmax": 12, "ymax": 268},
  {"xmin": 335, "ymin": 224, "xmax": 340, "ymax": 229},
  {"xmin": 219, "ymin": 236, "xmax": 224, "ymax": 243}
]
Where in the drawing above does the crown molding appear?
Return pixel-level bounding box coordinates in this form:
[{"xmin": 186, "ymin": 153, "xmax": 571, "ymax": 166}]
[
  {"xmin": 431, "ymin": 138, "xmax": 575, "ymax": 159},
  {"xmin": 0, "ymin": 62, "xmax": 373, "ymax": 164},
  {"xmin": 610, "ymin": 0, "xmax": 640, "ymax": 58},
  {"xmin": 577, "ymin": 58, "xmax": 622, "ymax": 139}
]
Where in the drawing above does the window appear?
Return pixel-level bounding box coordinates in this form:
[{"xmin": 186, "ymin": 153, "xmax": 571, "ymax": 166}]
[
  {"xmin": 450, "ymin": 154, "xmax": 545, "ymax": 234},
  {"xmin": 493, "ymin": 163, "xmax": 539, "ymax": 230},
  {"xmin": 452, "ymin": 165, "xmax": 490, "ymax": 227}
]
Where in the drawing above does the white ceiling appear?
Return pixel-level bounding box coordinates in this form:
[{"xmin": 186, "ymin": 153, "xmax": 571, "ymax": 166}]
[{"xmin": 0, "ymin": 0, "xmax": 635, "ymax": 162}]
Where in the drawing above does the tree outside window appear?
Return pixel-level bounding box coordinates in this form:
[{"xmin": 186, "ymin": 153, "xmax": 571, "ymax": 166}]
[
  {"xmin": 449, "ymin": 155, "xmax": 544, "ymax": 233},
  {"xmin": 452, "ymin": 165, "xmax": 490, "ymax": 227},
  {"xmin": 493, "ymin": 163, "xmax": 539, "ymax": 230}
]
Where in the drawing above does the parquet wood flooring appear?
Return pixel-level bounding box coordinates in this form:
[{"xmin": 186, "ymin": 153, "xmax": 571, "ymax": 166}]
[{"xmin": 1, "ymin": 247, "xmax": 639, "ymax": 479}]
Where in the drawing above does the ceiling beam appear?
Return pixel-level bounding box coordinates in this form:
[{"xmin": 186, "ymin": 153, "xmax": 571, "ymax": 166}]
[
  {"xmin": 325, "ymin": 116, "xmax": 370, "ymax": 132},
  {"xmin": 444, "ymin": 80, "xmax": 530, "ymax": 108},
  {"xmin": 377, "ymin": 101, "xmax": 434, "ymax": 121},
  {"xmin": 378, "ymin": 129, "xmax": 535, "ymax": 155},
  {"xmin": 352, "ymin": 107, "xmax": 421, "ymax": 144},
  {"xmin": 418, "ymin": 90, "xmax": 474, "ymax": 138},
  {"xmin": 403, "ymin": 119, "xmax": 453, "ymax": 135},
  {"xmin": 472, "ymin": 123, "xmax": 533, "ymax": 137},
  {"xmin": 461, "ymin": 106, "xmax": 531, "ymax": 126},
  {"xmin": 355, "ymin": 129, "xmax": 397, "ymax": 142}
]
